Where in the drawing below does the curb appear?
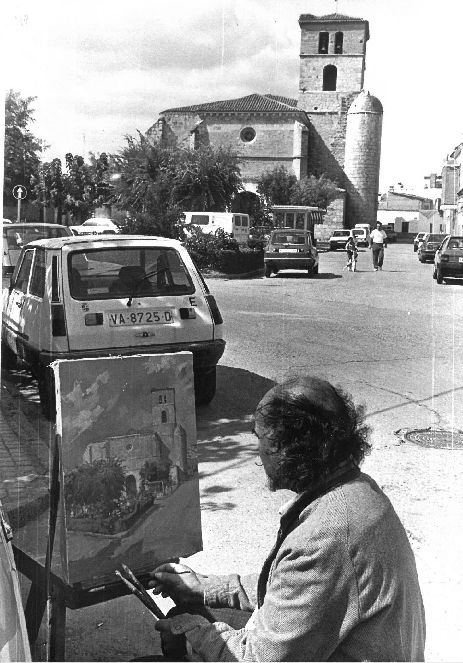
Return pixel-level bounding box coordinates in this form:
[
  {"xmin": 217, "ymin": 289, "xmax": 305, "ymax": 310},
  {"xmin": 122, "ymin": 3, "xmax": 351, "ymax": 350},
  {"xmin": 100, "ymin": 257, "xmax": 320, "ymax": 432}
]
[{"xmin": 203, "ymin": 268, "xmax": 265, "ymax": 280}]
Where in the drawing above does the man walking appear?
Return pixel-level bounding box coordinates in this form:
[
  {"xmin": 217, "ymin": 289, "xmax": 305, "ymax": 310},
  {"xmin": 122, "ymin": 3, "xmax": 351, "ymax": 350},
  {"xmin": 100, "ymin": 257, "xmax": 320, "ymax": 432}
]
[
  {"xmin": 369, "ymin": 221, "xmax": 387, "ymax": 270},
  {"xmin": 149, "ymin": 376, "xmax": 426, "ymax": 661}
]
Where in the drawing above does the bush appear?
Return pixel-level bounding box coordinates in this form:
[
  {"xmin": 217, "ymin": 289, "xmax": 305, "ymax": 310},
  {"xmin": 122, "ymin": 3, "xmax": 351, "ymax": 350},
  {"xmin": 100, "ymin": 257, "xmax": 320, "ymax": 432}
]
[{"xmin": 183, "ymin": 227, "xmax": 263, "ymax": 274}]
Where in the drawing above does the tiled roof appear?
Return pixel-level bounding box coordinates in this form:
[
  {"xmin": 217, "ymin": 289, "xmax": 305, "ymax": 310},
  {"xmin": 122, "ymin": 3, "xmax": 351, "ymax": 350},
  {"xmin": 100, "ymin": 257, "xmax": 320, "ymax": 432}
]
[
  {"xmin": 299, "ymin": 13, "xmax": 366, "ymax": 22},
  {"xmin": 161, "ymin": 93, "xmax": 299, "ymax": 114}
]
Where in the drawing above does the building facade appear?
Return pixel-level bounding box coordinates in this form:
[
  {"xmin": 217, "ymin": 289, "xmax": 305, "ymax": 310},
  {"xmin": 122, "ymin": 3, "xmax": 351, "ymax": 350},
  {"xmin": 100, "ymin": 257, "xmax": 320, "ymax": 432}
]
[{"xmin": 148, "ymin": 13, "xmax": 383, "ymax": 229}]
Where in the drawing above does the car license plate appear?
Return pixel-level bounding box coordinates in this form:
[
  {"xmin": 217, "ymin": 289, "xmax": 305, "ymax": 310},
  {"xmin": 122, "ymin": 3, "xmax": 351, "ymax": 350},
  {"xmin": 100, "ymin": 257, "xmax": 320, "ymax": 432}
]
[
  {"xmin": 283, "ymin": 248, "xmax": 298, "ymax": 253},
  {"xmin": 108, "ymin": 309, "xmax": 174, "ymax": 326}
]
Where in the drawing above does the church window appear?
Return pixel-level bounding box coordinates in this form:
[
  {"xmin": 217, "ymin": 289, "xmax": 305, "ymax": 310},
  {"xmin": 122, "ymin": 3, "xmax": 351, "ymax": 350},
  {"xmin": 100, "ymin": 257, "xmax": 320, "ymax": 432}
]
[
  {"xmin": 161, "ymin": 410, "xmax": 167, "ymax": 423},
  {"xmin": 323, "ymin": 65, "xmax": 337, "ymax": 91},
  {"xmin": 318, "ymin": 32, "xmax": 329, "ymax": 54},
  {"xmin": 240, "ymin": 127, "xmax": 256, "ymax": 142},
  {"xmin": 334, "ymin": 32, "xmax": 343, "ymax": 54}
]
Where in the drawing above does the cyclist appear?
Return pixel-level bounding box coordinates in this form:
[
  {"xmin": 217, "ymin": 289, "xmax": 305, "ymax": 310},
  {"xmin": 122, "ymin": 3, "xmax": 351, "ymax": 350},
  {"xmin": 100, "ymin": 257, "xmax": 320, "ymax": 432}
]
[{"xmin": 345, "ymin": 235, "xmax": 359, "ymax": 271}]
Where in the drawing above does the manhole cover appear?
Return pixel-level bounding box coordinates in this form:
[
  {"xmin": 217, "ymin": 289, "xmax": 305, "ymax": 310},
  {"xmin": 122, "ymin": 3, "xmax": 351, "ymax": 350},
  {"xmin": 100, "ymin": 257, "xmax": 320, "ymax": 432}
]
[{"xmin": 396, "ymin": 428, "xmax": 463, "ymax": 450}]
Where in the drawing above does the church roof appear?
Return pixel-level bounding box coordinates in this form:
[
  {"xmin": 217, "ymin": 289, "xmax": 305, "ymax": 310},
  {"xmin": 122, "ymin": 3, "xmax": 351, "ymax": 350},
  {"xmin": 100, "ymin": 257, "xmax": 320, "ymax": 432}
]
[{"xmin": 161, "ymin": 93, "xmax": 299, "ymax": 114}]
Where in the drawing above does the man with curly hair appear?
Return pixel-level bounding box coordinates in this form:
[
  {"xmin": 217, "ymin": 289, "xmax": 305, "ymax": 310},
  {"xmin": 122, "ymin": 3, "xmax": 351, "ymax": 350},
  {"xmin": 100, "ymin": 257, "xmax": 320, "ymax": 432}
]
[{"xmin": 149, "ymin": 376, "xmax": 426, "ymax": 661}]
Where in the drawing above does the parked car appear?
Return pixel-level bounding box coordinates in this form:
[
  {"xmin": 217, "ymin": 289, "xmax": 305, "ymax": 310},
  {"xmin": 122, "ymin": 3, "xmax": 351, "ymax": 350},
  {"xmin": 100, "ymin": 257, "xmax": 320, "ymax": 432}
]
[
  {"xmin": 417, "ymin": 233, "xmax": 447, "ymax": 262},
  {"xmin": 2, "ymin": 222, "xmax": 73, "ymax": 276},
  {"xmin": 329, "ymin": 229, "xmax": 353, "ymax": 250},
  {"xmin": 413, "ymin": 232, "xmax": 426, "ymax": 252},
  {"xmin": 70, "ymin": 218, "xmax": 121, "ymax": 235},
  {"xmin": 383, "ymin": 227, "xmax": 398, "ymax": 243},
  {"xmin": 264, "ymin": 229, "xmax": 319, "ymax": 277},
  {"xmin": 247, "ymin": 225, "xmax": 272, "ymax": 251},
  {"xmin": 2, "ymin": 235, "xmax": 225, "ymax": 416},
  {"xmin": 433, "ymin": 235, "xmax": 463, "ymax": 283}
]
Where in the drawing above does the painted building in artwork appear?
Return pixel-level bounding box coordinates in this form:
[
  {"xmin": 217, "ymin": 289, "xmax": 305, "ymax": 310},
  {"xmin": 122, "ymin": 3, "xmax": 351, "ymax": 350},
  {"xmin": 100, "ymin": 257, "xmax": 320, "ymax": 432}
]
[
  {"xmin": 83, "ymin": 388, "xmax": 189, "ymax": 492},
  {"xmin": 148, "ymin": 13, "xmax": 383, "ymax": 229}
]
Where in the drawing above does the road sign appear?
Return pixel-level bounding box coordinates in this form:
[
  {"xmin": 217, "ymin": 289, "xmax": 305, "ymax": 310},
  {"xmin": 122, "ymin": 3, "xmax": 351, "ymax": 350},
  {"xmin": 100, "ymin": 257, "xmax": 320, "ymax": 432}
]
[{"xmin": 13, "ymin": 185, "xmax": 28, "ymax": 200}]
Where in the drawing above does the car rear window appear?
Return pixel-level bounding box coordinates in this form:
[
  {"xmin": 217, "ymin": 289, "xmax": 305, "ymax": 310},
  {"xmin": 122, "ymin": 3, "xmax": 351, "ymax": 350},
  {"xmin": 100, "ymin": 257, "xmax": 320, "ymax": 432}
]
[
  {"xmin": 69, "ymin": 247, "xmax": 195, "ymax": 300},
  {"xmin": 272, "ymin": 233, "xmax": 307, "ymax": 245},
  {"xmin": 447, "ymin": 238, "xmax": 463, "ymax": 249},
  {"xmin": 332, "ymin": 231, "xmax": 348, "ymax": 237},
  {"xmin": 427, "ymin": 234, "xmax": 446, "ymax": 242}
]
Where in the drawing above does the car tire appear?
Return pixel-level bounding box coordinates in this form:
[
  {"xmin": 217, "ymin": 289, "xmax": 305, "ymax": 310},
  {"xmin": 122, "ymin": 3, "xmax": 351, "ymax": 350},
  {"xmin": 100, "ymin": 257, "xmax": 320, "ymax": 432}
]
[
  {"xmin": 436, "ymin": 269, "xmax": 443, "ymax": 284},
  {"xmin": 313, "ymin": 264, "xmax": 319, "ymax": 275},
  {"xmin": 432, "ymin": 267, "xmax": 437, "ymax": 280},
  {"xmin": 414, "ymin": 245, "xmax": 418, "ymax": 252},
  {"xmin": 1, "ymin": 340, "xmax": 17, "ymax": 370},
  {"xmin": 38, "ymin": 368, "xmax": 56, "ymax": 421},
  {"xmin": 419, "ymin": 256, "xmax": 425, "ymax": 263},
  {"xmin": 264, "ymin": 265, "xmax": 272, "ymax": 278},
  {"xmin": 194, "ymin": 367, "xmax": 216, "ymax": 406}
]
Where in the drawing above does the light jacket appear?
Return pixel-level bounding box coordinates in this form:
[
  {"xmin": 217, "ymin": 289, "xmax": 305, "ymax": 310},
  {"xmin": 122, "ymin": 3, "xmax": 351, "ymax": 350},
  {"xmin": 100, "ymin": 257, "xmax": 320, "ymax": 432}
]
[{"xmin": 168, "ymin": 472, "xmax": 426, "ymax": 661}]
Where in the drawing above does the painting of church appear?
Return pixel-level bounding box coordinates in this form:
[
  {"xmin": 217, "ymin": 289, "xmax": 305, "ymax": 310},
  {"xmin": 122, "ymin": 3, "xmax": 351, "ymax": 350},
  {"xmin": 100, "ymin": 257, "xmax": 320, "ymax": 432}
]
[{"xmin": 148, "ymin": 13, "xmax": 383, "ymax": 230}]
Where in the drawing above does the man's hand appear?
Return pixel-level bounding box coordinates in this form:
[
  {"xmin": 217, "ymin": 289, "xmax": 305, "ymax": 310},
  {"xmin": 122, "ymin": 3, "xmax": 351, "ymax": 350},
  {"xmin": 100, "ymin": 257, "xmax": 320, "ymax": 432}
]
[{"xmin": 148, "ymin": 563, "xmax": 205, "ymax": 606}]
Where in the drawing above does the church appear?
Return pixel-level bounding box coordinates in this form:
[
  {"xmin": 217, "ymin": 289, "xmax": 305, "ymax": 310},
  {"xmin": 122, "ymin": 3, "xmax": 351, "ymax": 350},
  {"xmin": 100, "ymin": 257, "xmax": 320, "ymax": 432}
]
[{"xmin": 148, "ymin": 13, "xmax": 383, "ymax": 230}]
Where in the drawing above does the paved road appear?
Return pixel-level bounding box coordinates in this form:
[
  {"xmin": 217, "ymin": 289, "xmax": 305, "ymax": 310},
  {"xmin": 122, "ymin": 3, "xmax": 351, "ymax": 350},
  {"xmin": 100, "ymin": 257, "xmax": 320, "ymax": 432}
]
[{"xmin": 2, "ymin": 243, "xmax": 462, "ymax": 661}]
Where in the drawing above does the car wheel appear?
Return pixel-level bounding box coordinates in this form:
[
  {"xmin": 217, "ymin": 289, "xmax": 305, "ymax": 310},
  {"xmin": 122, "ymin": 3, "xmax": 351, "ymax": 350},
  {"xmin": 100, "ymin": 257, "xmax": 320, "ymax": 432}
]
[
  {"xmin": 436, "ymin": 269, "xmax": 443, "ymax": 284},
  {"xmin": 38, "ymin": 368, "xmax": 56, "ymax": 421},
  {"xmin": 414, "ymin": 245, "xmax": 418, "ymax": 252},
  {"xmin": 432, "ymin": 267, "xmax": 437, "ymax": 280},
  {"xmin": 264, "ymin": 265, "xmax": 272, "ymax": 278},
  {"xmin": 419, "ymin": 256, "xmax": 425, "ymax": 263},
  {"xmin": 1, "ymin": 340, "xmax": 17, "ymax": 370},
  {"xmin": 313, "ymin": 264, "xmax": 319, "ymax": 275},
  {"xmin": 194, "ymin": 367, "xmax": 216, "ymax": 406}
]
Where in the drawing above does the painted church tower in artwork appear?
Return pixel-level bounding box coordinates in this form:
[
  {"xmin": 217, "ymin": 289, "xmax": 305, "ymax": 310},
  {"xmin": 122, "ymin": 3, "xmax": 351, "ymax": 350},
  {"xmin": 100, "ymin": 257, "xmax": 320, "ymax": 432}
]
[{"xmin": 297, "ymin": 13, "xmax": 382, "ymax": 227}]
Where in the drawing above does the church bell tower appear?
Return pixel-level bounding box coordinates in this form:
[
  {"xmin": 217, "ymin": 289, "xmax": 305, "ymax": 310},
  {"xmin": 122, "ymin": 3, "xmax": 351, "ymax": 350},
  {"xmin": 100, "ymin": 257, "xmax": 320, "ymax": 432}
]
[{"xmin": 297, "ymin": 13, "xmax": 370, "ymax": 183}]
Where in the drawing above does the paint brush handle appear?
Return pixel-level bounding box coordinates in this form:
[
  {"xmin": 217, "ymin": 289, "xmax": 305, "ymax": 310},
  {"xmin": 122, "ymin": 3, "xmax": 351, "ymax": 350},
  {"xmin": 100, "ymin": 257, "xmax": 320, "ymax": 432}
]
[{"xmin": 115, "ymin": 570, "xmax": 165, "ymax": 620}]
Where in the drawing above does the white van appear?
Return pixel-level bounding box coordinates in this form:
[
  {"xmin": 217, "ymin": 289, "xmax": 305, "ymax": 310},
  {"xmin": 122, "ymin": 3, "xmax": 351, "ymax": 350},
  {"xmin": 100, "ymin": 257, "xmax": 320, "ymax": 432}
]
[
  {"xmin": 183, "ymin": 212, "xmax": 250, "ymax": 245},
  {"xmin": 353, "ymin": 224, "xmax": 371, "ymax": 247},
  {"xmin": 2, "ymin": 235, "xmax": 225, "ymax": 416}
]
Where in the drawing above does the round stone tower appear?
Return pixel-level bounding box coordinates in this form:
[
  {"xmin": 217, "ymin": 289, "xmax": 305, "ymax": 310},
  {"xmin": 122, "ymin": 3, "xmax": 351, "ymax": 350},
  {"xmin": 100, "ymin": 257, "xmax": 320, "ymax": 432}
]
[{"xmin": 344, "ymin": 90, "xmax": 383, "ymax": 228}]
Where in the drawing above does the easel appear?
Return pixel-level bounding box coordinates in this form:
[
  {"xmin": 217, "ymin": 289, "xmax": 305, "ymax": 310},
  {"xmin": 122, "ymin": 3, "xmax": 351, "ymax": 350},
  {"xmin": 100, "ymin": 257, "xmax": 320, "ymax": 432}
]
[
  {"xmin": 11, "ymin": 433, "xmax": 153, "ymax": 661},
  {"xmin": 13, "ymin": 545, "xmax": 153, "ymax": 661}
]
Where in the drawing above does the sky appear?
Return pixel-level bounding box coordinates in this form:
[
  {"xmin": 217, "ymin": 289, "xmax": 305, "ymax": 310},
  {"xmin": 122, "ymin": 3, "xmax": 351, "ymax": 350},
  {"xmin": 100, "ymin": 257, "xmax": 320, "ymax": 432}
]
[{"xmin": 3, "ymin": 0, "xmax": 463, "ymax": 193}]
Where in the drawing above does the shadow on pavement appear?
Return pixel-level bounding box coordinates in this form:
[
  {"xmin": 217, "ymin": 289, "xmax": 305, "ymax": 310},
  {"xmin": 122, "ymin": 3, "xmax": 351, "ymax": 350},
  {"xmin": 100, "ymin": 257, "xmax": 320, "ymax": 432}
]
[{"xmin": 195, "ymin": 366, "xmax": 275, "ymax": 496}]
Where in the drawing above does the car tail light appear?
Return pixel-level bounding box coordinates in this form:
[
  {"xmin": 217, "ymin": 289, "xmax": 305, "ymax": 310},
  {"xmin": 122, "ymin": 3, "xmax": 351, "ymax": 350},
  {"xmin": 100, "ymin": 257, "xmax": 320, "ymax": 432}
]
[
  {"xmin": 85, "ymin": 313, "xmax": 104, "ymax": 326},
  {"xmin": 441, "ymin": 255, "xmax": 449, "ymax": 263},
  {"xmin": 52, "ymin": 305, "xmax": 66, "ymax": 336},
  {"xmin": 179, "ymin": 308, "xmax": 197, "ymax": 320},
  {"xmin": 205, "ymin": 295, "xmax": 223, "ymax": 325}
]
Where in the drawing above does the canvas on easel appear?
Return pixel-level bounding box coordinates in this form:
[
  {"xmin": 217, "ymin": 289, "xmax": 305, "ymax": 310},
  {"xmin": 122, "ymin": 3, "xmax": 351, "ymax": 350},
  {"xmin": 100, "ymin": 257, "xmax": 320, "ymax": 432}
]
[{"xmin": 50, "ymin": 352, "xmax": 201, "ymax": 589}]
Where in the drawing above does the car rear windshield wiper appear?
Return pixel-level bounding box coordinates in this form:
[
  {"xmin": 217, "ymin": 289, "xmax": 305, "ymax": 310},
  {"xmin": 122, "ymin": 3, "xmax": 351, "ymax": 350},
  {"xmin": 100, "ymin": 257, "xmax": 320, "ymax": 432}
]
[{"xmin": 127, "ymin": 267, "xmax": 169, "ymax": 307}]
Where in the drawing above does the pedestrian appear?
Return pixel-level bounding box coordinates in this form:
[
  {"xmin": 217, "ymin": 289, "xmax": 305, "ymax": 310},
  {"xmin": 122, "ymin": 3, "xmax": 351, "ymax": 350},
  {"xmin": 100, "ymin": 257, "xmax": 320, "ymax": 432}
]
[
  {"xmin": 149, "ymin": 376, "xmax": 426, "ymax": 662},
  {"xmin": 369, "ymin": 221, "xmax": 387, "ymax": 271},
  {"xmin": 344, "ymin": 235, "xmax": 358, "ymax": 271}
]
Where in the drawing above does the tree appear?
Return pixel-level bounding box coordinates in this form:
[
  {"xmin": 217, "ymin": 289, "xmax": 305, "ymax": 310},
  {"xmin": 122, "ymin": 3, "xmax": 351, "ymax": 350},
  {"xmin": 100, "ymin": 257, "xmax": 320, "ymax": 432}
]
[
  {"xmin": 111, "ymin": 134, "xmax": 243, "ymax": 238},
  {"xmin": 172, "ymin": 146, "xmax": 243, "ymax": 212},
  {"xmin": 256, "ymin": 166, "xmax": 297, "ymax": 209},
  {"xmin": 111, "ymin": 132, "xmax": 182, "ymax": 237},
  {"xmin": 4, "ymin": 90, "xmax": 45, "ymax": 205},
  {"xmin": 289, "ymin": 174, "xmax": 339, "ymax": 210}
]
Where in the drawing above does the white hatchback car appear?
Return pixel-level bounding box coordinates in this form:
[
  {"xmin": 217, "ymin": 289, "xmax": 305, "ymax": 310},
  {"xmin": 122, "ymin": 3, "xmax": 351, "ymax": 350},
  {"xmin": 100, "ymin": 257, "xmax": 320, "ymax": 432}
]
[
  {"xmin": 2, "ymin": 235, "xmax": 225, "ymax": 417},
  {"xmin": 70, "ymin": 218, "xmax": 121, "ymax": 235}
]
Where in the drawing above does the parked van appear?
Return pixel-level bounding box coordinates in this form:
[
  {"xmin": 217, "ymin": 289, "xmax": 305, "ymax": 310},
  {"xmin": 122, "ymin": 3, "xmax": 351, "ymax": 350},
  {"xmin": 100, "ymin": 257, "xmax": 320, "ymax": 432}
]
[
  {"xmin": 2, "ymin": 235, "xmax": 225, "ymax": 416},
  {"xmin": 352, "ymin": 227, "xmax": 369, "ymax": 247},
  {"xmin": 182, "ymin": 212, "xmax": 250, "ymax": 245}
]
